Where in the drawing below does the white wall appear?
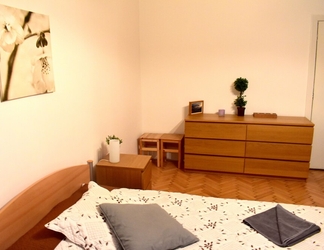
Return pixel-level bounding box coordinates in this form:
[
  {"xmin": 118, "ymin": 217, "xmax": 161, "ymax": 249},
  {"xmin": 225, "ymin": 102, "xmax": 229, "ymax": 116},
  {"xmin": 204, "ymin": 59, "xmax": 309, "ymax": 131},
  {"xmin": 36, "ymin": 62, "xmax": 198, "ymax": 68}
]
[
  {"xmin": 0, "ymin": 0, "xmax": 141, "ymax": 208},
  {"xmin": 1, "ymin": 0, "xmax": 323, "ymax": 208},
  {"xmin": 139, "ymin": 0, "xmax": 324, "ymax": 133}
]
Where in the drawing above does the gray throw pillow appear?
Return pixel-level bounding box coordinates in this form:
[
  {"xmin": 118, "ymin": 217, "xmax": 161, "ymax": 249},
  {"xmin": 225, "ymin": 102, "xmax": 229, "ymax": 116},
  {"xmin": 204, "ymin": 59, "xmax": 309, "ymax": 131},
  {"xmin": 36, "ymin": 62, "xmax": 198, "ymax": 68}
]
[{"xmin": 99, "ymin": 203, "xmax": 199, "ymax": 250}]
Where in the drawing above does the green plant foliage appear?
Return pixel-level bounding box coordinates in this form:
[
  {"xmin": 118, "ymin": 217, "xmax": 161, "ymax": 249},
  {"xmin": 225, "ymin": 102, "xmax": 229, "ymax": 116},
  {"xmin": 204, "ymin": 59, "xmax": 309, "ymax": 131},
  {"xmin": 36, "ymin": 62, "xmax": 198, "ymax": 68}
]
[
  {"xmin": 234, "ymin": 77, "xmax": 248, "ymax": 93},
  {"xmin": 106, "ymin": 135, "xmax": 123, "ymax": 145},
  {"xmin": 234, "ymin": 96, "xmax": 247, "ymax": 107}
]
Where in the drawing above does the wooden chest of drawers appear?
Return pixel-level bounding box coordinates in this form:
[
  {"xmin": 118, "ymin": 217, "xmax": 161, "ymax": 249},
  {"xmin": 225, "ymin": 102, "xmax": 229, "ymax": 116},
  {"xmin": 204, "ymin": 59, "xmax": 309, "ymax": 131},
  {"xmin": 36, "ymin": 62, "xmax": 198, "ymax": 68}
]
[{"xmin": 184, "ymin": 114, "xmax": 314, "ymax": 178}]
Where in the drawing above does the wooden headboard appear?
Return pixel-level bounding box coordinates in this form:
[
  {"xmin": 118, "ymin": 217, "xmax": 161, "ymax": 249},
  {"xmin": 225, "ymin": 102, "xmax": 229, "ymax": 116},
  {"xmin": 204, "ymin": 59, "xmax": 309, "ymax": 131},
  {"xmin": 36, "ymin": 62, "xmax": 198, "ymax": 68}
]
[{"xmin": 0, "ymin": 160, "xmax": 92, "ymax": 250}]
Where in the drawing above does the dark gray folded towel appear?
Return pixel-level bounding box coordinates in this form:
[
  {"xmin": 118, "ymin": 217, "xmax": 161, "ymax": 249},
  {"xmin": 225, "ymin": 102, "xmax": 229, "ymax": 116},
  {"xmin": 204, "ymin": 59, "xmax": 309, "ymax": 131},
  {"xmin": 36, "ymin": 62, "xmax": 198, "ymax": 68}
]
[{"xmin": 243, "ymin": 204, "xmax": 321, "ymax": 247}]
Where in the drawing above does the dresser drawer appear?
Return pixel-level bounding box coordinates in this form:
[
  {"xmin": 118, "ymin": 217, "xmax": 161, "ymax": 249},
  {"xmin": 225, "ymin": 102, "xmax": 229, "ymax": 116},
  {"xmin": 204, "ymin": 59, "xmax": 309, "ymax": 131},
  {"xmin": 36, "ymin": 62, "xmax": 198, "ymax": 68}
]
[
  {"xmin": 247, "ymin": 125, "xmax": 314, "ymax": 144},
  {"xmin": 185, "ymin": 122, "xmax": 246, "ymax": 140},
  {"xmin": 184, "ymin": 154, "xmax": 244, "ymax": 173},
  {"xmin": 185, "ymin": 138, "xmax": 246, "ymax": 157},
  {"xmin": 245, "ymin": 158, "xmax": 309, "ymax": 178},
  {"xmin": 246, "ymin": 142, "xmax": 311, "ymax": 161}
]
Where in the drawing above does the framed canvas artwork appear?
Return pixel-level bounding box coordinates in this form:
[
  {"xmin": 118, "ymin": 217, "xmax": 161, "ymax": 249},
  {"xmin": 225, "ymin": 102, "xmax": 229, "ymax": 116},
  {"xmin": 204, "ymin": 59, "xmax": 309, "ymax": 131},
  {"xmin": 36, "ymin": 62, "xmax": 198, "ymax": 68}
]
[{"xmin": 0, "ymin": 4, "xmax": 55, "ymax": 102}]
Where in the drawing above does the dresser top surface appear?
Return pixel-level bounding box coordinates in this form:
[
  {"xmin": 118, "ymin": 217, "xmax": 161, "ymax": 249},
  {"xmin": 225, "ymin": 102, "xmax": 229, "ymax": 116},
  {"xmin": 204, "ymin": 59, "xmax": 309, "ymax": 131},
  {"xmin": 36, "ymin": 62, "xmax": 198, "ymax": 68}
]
[{"xmin": 185, "ymin": 114, "xmax": 314, "ymax": 127}]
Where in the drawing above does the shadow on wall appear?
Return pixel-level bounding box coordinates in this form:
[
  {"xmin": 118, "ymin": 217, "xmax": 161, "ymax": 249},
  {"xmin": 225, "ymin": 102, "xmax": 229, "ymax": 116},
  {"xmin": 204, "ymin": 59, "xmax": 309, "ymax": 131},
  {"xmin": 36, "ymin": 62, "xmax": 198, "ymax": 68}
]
[
  {"xmin": 93, "ymin": 142, "xmax": 108, "ymax": 181},
  {"xmin": 97, "ymin": 142, "xmax": 108, "ymax": 162}
]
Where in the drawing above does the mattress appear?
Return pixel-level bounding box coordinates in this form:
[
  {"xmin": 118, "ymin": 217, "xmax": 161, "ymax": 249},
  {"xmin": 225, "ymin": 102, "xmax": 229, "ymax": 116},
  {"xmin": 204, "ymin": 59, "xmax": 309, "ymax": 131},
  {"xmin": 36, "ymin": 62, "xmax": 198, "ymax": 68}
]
[{"xmin": 49, "ymin": 182, "xmax": 323, "ymax": 250}]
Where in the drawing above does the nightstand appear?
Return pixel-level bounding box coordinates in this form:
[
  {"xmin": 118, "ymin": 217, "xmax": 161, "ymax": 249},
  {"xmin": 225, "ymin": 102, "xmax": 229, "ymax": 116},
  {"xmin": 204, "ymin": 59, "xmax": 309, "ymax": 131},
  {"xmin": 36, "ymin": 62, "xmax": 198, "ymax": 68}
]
[
  {"xmin": 160, "ymin": 134, "xmax": 184, "ymax": 168},
  {"xmin": 138, "ymin": 133, "xmax": 163, "ymax": 167},
  {"xmin": 96, "ymin": 154, "xmax": 152, "ymax": 189}
]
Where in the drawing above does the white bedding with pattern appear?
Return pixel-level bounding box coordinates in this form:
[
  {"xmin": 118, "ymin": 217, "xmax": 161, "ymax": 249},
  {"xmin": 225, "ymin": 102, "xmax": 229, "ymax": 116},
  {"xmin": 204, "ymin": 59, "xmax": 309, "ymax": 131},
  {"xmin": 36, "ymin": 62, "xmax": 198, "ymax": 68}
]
[{"xmin": 49, "ymin": 182, "xmax": 324, "ymax": 250}]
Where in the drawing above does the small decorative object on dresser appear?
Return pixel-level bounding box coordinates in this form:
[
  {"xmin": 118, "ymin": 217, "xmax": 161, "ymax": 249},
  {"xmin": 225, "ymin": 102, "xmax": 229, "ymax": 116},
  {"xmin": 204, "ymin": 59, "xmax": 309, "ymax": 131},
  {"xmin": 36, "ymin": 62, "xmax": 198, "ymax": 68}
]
[
  {"xmin": 233, "ymin": 77, "xmax": 248, "ymax": 116},
  {"xmin": 189, "ymin": 100, "xmax": 204, "ymax": 115},
  {"xmin": 218, "ymin": 109, "xmax": 225, "ymax": 117},
  {"xmin": 253, "ymin": 112, "xmax": 278, "ymax": 118},
  {"xmin": 106, "ymin": 135, "xmax": 123, "ymax": 163}
]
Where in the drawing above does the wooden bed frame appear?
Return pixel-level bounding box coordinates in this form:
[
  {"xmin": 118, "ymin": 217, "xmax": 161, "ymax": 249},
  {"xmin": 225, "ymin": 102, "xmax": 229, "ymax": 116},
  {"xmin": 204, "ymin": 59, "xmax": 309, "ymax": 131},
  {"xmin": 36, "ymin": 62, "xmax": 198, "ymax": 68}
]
[{"xmin": 0, "ymin": 160, "xmax": 92, "ymax": 250}]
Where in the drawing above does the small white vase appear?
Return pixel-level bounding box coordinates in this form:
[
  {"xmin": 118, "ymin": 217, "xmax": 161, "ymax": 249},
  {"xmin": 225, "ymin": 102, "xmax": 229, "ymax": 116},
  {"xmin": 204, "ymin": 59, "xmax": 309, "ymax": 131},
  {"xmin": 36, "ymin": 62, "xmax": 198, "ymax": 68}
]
[{"xmin": 109, "ymin": 139, "xmax": 120, "ymax": 163}]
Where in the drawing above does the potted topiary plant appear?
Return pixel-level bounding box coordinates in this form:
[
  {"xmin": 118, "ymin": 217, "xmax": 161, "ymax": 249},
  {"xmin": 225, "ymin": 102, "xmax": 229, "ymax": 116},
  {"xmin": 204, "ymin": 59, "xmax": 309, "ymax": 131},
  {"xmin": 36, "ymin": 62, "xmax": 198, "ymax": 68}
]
[
  {"xmin": 106, "ymin": 135, "xmax": 123, "ymax": 163},
  {"xmin": 233, "ymin": 77, "xmax": 248, "ymax": 116}
]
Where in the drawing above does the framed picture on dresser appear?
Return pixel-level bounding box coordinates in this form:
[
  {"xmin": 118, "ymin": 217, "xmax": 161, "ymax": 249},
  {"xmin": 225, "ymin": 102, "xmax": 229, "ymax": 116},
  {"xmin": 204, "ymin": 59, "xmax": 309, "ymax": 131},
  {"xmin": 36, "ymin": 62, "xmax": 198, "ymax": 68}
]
[{"xmin": 189, "ymin": 100, "xmax": 204, "ymax": 115}]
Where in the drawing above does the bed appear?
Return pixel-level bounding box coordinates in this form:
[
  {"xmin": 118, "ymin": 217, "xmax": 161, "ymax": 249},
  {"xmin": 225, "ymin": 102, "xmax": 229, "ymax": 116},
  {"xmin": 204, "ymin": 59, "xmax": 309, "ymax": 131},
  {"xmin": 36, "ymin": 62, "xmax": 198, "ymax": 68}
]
[
  {"xmin": 0, "ymin": 161, "xmax": 91, "ymax": 250},
  {"xmin": 0, "ymin": 161, "xmax": 323, "ymax": 250}
]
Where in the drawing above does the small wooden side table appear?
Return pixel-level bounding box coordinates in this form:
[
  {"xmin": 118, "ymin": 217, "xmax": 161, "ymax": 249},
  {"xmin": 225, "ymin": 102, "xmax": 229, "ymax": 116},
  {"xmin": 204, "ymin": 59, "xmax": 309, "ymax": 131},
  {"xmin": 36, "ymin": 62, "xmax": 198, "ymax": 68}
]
[
  {"xmin": 160, "ymin": 134, "xmax": 184, "ymax": 168},
  {"xmin": 138, "ymin": 133, "xmax": 163, "ymax": 167},
  {"xmin": 96, "ymin": 154, "xmax": 152, "ymax": 189}
]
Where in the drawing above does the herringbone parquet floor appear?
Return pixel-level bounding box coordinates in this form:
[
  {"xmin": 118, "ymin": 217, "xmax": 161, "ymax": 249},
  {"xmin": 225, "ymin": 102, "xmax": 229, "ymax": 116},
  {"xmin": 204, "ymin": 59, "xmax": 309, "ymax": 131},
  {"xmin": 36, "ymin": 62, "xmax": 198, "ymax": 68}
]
[{"xmin": 151, "ymin": 160, "xmax": 324, "ymax": 207}]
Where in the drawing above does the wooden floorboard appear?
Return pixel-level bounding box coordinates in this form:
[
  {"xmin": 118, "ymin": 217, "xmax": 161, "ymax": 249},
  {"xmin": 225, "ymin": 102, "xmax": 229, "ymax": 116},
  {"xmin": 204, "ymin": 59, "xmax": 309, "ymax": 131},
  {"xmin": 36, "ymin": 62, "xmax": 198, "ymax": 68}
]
[{"xmin": 151, "ymin": 160, "xmax": 324, "ymax": 207}]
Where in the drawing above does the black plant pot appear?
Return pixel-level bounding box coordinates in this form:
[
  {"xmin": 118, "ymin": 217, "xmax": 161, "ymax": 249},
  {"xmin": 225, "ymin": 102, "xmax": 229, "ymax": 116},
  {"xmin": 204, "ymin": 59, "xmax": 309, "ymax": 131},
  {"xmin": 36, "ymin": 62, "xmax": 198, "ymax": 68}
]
[{"xmin": 237, "ymin": 107, "xmax": 245, "ymax": 116}]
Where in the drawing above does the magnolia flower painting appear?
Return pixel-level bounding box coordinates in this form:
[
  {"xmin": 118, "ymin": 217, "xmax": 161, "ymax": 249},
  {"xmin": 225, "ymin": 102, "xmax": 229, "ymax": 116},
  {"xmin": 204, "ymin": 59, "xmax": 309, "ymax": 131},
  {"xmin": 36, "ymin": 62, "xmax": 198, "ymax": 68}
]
[{"xmin": 0, "ymin": 4, "xmax": 54, "ymax": 102}]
